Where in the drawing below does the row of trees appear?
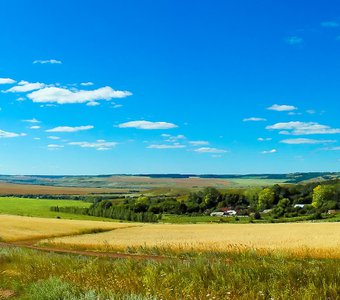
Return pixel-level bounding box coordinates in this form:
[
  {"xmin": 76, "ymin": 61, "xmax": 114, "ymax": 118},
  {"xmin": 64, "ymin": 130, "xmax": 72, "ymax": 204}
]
[{"xmin": 51, "ymin": 180, "xmax": 340, "ymax": 221}]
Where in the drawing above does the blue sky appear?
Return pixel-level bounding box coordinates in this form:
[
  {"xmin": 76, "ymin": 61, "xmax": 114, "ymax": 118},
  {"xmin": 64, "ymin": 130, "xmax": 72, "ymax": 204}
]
[{"xmin": 0, "ymin": 0, "xmax": 340, "ymax": 175}]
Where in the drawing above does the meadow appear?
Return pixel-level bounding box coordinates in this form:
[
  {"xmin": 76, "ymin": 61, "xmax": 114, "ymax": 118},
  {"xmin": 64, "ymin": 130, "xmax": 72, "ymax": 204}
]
[{"xmin": 0, "ymin": 197, "xmax": 112, "ymax": 221}]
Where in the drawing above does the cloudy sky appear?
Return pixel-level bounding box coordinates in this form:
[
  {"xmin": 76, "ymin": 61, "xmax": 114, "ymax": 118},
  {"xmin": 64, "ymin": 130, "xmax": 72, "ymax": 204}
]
[{"xmin": 0, "ymin": 0, "xmax": 340, "ymax": 174}]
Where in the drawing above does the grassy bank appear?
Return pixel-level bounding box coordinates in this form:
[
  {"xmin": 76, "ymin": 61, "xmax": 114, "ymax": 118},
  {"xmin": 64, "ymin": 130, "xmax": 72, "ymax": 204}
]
[{"xmin": 0, "ymin": 246, "xmax": 339, "ymax": 299}]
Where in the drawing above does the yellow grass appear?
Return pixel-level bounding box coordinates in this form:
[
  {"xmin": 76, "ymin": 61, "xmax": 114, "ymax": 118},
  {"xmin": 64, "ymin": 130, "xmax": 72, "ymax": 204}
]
[
  {"xmin": 47, "ymin": 222, "xmax": 340, "ymax": 257},
  {"xmin": 0, "ymin": 214, "xmax": 134, "ymax": 242}
]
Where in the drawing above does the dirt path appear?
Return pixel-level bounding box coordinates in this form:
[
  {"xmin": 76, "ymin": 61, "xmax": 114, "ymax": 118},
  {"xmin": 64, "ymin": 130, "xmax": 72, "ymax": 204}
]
[{"xmin": 0, "ymin": 240, "xmax": 165, "ymax": 261}]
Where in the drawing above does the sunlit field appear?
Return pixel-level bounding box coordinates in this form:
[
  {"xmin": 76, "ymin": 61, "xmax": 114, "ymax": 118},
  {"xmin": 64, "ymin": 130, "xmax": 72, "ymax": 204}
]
[
  {"xmin": 0, "ymin": 215, "xmax": 132, "ymax": 242},
  {"xmin": 45, "ymin": 222, "xmax": 340, "ymax": 258}
]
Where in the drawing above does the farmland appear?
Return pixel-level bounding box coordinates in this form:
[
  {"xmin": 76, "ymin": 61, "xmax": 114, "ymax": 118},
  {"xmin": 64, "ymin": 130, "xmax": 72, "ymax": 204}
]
[
  {"xmin": 43, "ymin": 222, "xmax": 340, "ymax": 258},
  {"xmin": 0, "ymin": 177, "xmax": 339, "ymax": 299},
  {"xmin": 0, "ymin": 215, "xmax": 339, "ymax": 299},
  {"xmin": 0, "ymin": 215, "xmax": 129, "ymax": 242}
]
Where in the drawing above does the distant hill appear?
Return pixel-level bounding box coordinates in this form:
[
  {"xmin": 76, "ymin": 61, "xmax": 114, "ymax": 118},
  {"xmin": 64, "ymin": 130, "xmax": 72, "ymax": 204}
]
[{"xmin": 0, "ymin": 172, "xmax": 338, "ymax": 190}]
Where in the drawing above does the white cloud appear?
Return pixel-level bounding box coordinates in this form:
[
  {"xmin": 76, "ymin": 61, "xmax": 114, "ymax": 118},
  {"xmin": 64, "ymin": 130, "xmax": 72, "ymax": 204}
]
[
  {"xmin": 321, "ymin": 146, "xmax": 340, "ymax": 151},
  {"xmin": 243, "ymin": 117, "xmax": 267, "ymax": 122},
  {"xmin": 261, "ymin": 149, "xmax": 277, "ymax": 154},
  {"xmin": 189, "ymin": 141, "xmax": 209, "ymax": 146},
  {"xmin": 30, "ymin": 125, "xmax": 41, "ymax": 130},
  {"xmin": 306, "ymin": 109, "xmax": 316, "ymax": 115},
  {"xmin": 80, "ymin": 82, "xmax": 94, "ymax": 86},
  {"xmin": 0, "ymin": 130, "xmax": 26, "ymax": 138},
  {"xmin": 48, "ymin": 136, "xmax": 60, "ymax": 140},
  {"xmin": 47, "ymin": 144, "xmax": 64, "ymax": 150},
  {"xmin": 23, "ymin": 118, "xmax": 40, "ymax": 123},
  {"xmin": 4, "ymin": 81, "xmax": 45, "ymax": 93},
  {"xmin": 285, "ymin": 36, "xmax": 303, "ymax": 45},
  {"xmin": 118, "ymin": 121, "xmax": 177, "ymax": 130},
  {"xmin": 46, "ymin": 125, "xmax": 94, "ymax": 133},
  {"xmin": 86, "ymin": 101, "xmax": 100, "ymax": 107},
  {"xmin": 266, "ymin": 121, "xmax": 340, "ymax": 135},
  {"xmin": 162, "ymin": 134, "xmax": 186, "ymax": 142},
  {"xmin": 257, "ymin": 137, "xmax": 272, "ymax": 141},
  {"xmin": 147, "ymin": 143, "xmax": 186, "ymax": 149},
  {"xmin": 33, "ymin": 59, "xmax": 62, "ymax": 64},
  {"xmin": 69, "ymin": 140, "xmax": 117, "ymax": 150},
  {"xmin": 280, "ymin": 138, "xmax": 336, "ymax": 145},
  {"xmin": 194, "ymin": 147, "xmax": 227, "ymax": 153},
  {"xmin": 0, "ymin": 78, "xmax": 16, "ymax": 84},
  {"xmin": 321, "ymin": 21, "xmax": 339, "ymax": 28},
  {"xmin": 267, "ymin": 104, "xmax": 297, "ymax": 112},
  {"xmin": 27, "ymin": 86, "xmax": 132, "ymax": 104}
]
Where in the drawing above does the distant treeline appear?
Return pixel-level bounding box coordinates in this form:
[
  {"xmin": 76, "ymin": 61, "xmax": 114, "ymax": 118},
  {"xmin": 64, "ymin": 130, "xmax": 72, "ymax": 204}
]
[
  {"xmin": 51, "ymin": 203, "xmax": 160, "ymax": 223},
  {"xmin": 51, "ymin": 179, "xmax": 339, "ymax": 222}
]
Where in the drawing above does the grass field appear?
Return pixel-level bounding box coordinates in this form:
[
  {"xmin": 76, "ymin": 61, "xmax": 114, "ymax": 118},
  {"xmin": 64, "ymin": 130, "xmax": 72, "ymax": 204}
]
[
  {"xmin": 45, "ymin": 222, "xmax": 340, "ymax": 258},
  {"xmin": 0, "ymin": 246, "xmax": 339, "ymax": 299},
  {"xmin": 0, "ymin": 197, "xmax": 114, "ymax": 221}
]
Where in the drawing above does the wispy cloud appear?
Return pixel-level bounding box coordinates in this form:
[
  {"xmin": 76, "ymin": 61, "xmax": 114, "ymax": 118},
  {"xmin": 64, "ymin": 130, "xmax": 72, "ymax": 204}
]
[
  {"xmin": 261, "ymin": 149, "xmax": 277, "ymax": 154},
  {"xmin": 266, "ymin": 121, "xmax": 340, "ymax": 135},
  {"xmin": 194, "ymin": 147, "xmax": 227, "ymax": 153},
  {"xmin": 46, "ymin": 125, "xmax": 94, "ymax": 133},
  {"xmin": 321, "ymin": 21, "xmax": 339, "ymax": 28},
  {"xmin": 4, "ymin": 81, "xmax": 45, "ymax": 93},
  {"xmin": 267, "ymin": 104, "xmax": 297, "ymax": 112},
  {"xmin": 280, "ymin": 138, "xmax": 336, "ymax": 145},
  {"xmin": 0, "ymin": 130, "xmax": 26, "ymax": 138},
  {"xmin": 47, "ymin": 144, "xmax": 64, "ymax": 150},
  {"xmin": 80, "ymin": 82, "xmax": 94, "ymax": 86},
  {"xmin": 33, "ymin": 59, "xmax": 62, "ymax": 64},
  {"xmin": 69, "ymin": 140, "xmax": 117, "ymax": 150},
  {"xmin": 27, "ymin": 86, "xmax": 132, "ymax": 105},
  {"xmin": 23, "ymin": 118, "xmax": 40, "ymax": 123},
  {"xmin": 147, "ymin": 143, "xmax": 186, "ymax": 149},
  {"xmin": 189, "ymin": 141, "xmax": 209, "ymax": 146},
  {"xmin": 243, "ymin": 117, "xmax": 267, "ymax": 122},
  {"xmin": 161, "ymin": 134, "xmax": 186, "ymax": 142},
  {"xmin": 118, "ymin": 121, "xmax": 177, "ymax": 130},
  {"xmin": 321, "ymin": 146, "xmax": 340, "ymax": 151},
  {"xmin": 29, "ymin": 125, "xmax": 41, "ymax": 130},
  {"xmin": 48, "ymin": 136, "xmax": 60, "ymax": 140},
  {"xmin": 0, "ymin": 78, "xmax": 16, "ymax": 84},
  {"xmin": 285, "ymin": 36, "xmax": 303, "ymax": 45},
  {"xmin": 257, "ymin": 137, "xmax": 272, "ymax": 141}
]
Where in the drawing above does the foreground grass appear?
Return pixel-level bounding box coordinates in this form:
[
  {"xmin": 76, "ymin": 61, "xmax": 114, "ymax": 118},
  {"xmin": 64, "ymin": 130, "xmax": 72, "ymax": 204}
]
[
  {"xmin": 0, "ymin": 246, "xmax": 339, "ymax": 299},
  {"xmin": 0, "ymin": 197, "xmax": 113, "ymax": 221}
]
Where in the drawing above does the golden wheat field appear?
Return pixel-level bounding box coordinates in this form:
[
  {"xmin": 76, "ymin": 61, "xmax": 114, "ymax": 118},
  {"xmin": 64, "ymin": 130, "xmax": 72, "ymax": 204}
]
[
  {"xmin": 47, "ymin": 222, "xmax": 340, "ymax": 257},
  {"xmin": 0, "ymin": 215, "xmax": 132, "ymax": 242}
]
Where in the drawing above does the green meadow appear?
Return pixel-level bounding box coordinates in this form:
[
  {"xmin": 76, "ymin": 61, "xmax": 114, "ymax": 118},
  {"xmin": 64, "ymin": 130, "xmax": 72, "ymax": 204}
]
[{"xmin": 0, "ymin": 197, "xmax": 111, "ymax": 221}]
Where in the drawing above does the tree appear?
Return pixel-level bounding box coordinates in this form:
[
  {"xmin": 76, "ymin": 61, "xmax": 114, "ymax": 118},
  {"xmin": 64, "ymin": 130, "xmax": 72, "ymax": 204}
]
[
  {"xmin": 312, "ymin": 185, "xmax": 335, "ymax": 209},
  {"xmin": 244, "ymin": 188, "xmax": 261, "ymax": 209},
  {"xmin": 257, "ymin": 188, "xmax": 275, "ymax": 210}
]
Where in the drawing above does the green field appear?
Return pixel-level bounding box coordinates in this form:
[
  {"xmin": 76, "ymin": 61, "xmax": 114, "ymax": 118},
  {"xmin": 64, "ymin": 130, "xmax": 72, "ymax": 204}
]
[{"xmin": 0, "ymin": 197, "xmax": 112, "ymax": 221}]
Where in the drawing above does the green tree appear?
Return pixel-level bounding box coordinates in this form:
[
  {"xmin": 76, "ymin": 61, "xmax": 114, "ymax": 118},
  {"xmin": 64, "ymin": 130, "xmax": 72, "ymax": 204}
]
[
  {"xmin": 312, "ymin": 185, "xmax": 335, "ymax": 209},
  {"xmin": 257, "ymin": 188, "xmax": 275, "ymax": 210}
]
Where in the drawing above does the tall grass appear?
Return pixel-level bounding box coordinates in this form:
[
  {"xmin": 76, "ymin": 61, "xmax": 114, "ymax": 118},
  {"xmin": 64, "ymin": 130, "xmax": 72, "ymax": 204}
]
[{"xmin": 0, "ymin": 246, "xmax": 339, "ymax": 299}]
